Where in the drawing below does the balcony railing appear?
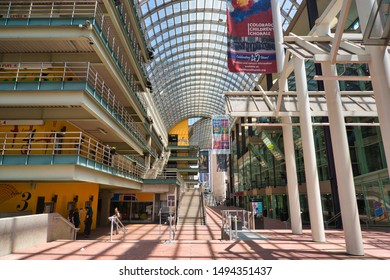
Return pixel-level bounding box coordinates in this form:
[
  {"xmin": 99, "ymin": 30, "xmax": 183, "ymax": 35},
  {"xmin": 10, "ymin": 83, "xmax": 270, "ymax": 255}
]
[
  {"xmin": 0, "ymin": 1, "xmax": 148, "ymax": 115},
  {"xmin": 112, "ymin": 1, "xmax": 149, "ymax": 79},
  {"xmin": 0, "ymin": 62, "xmax": 154, "ymax": 153},
  {"xmin": 0, "ymin": 1, "xmax": 98, "ymax": 22},
  {"xmin": 0, "ymin": 131, "xmax": 146, "ymax": 181}
]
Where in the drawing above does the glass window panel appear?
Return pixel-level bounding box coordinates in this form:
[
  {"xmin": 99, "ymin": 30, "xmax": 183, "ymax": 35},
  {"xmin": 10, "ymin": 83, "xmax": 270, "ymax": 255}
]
[{"xmin": 136, "ymin": 0, "xmax": 302, "ymax": 133}]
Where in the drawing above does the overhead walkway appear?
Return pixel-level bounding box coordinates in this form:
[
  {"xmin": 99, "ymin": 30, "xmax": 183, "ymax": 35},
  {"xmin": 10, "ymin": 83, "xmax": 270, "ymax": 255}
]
[{"xmin": 225, "ymin": 90, "xmax": 377, "ymax": 118}]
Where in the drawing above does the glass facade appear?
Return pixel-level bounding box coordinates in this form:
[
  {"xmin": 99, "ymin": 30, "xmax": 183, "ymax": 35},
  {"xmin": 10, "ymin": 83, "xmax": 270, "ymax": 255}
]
[
  {"xmin": 356, "ymin": 178, "xmax": 390, "ymax": 226},
  {"xmin": 229, "ymin": 114, "xmax": 390, "ymax": 227}
]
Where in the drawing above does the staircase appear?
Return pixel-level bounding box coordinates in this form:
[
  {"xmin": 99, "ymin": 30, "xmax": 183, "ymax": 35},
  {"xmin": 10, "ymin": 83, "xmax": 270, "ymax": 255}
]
[
  {"xmin": 144, "ymin": 150, "xmax": 170, "ymax": 179},
  {"xmin": 177, "ymin": 188, "xmax": 205, "ymax": 225}
]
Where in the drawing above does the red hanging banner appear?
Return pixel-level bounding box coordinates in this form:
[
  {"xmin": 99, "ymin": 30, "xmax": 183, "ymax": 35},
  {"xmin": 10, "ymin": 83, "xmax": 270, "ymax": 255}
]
[{"xmin": 227, "ymin": 0, "xmax": 277, "ymax": 73}]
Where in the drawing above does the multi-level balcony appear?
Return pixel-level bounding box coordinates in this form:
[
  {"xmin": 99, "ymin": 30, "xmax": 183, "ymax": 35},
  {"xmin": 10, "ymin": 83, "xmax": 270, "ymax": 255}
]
[
  {"xmin": 0, "ymin": 1, "xmax": 147, "ymax": 112},
  {"xmin": 0, "ymin": 131, "xmax": 145, "ymax": 187},
  {"xmin": 0, "ymin": 62, "xmax": 156, "ymax": 158},
  {"xmin": 167, "ymin": 145, "xmax": 199, "ymax": 185},
  {"xmin": 0, "ymin": 1, "xmax": 164, "ymax": 158}
]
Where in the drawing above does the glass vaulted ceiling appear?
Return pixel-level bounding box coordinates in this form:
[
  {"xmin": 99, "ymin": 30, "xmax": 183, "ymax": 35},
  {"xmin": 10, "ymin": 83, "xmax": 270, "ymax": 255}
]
[{"xmin": 135, "ymin": 0, "xmax": 302, "ymax": 132}]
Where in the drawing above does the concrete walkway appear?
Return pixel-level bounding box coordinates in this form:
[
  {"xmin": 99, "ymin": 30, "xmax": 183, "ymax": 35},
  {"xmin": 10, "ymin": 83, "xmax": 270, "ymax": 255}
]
[{"xmin": 1, "ymin": 206, "xmax": 390, "ymax": 260}]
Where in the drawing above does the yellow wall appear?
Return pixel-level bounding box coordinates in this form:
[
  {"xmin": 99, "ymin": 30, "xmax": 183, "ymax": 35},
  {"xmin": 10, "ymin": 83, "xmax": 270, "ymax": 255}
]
[
  {"xmin": 0, "ymin": 120, "xmax": 78, "ymax": 134},
  {"xmin": 0, "ymin": 67, "xmax": 74, "ymax": 82},
  {"xmin": 135, "ymin": 193, "xmax": 153, "ymax": 201},
  {"xmin": 0, "ymin": 121, "xmax": 81, "ymax": 155},
  {"xmin": 169, "ymin": 119, "xmax": 189, "ymax": 146},
  {"xmin": 0, "ymin": 181, "xmax": 99, "ymax": 231}
]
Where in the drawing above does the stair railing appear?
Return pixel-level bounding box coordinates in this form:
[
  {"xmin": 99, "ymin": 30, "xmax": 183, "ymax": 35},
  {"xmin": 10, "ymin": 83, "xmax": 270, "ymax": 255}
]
[
  {"xmin": 200, "ymin": 189, "xmax": 206, "ymax": 225},
  {"xmin": 108, "ymin": 215, "xmax": 127, "ymax": 241},
  {"xmin": 53, "ymin": 213, "xmax": 79, "ymax": 240},
  {"xmin": 324, "ymin": 212, "xmax": 342, "ymax": 229}
]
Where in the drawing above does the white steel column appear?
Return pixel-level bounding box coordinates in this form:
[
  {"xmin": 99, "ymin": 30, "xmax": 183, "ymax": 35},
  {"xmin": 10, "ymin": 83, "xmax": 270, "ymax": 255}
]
[
  {"xmin": 356, "ymin": 0, "xmax": 390, "ymax": 177},
  {"xmin": 282, "ymin": 116, "xmax": 302, "ymax": 234},
  {"xmin": 272, "ymin": 0, "xmax": 302, "ymax": 234},
  {"xmin": 294, "ymin": 57, "xmax": 325, "ymax": 242},
  {"xmin": 321, "ymin": 62, "xmax": 364, "ymax": 255},
  {"xmin": 271, "ymin": 0, "xmax": 285, "ymax": 73},
  {"xmin": 99, "ymin": 190, "xmax": 113, "ymax": 226}
]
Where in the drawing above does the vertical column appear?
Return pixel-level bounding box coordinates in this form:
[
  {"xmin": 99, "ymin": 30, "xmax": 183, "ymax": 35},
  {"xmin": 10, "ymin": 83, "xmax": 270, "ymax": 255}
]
[
  {"xmin": 272, "ymin": 0, "xmax": 302, "ymax": 234},
  {"xmin": 321, "ymin": 62, "xmax": 364, "ymax": 255},
  {"xmin": 294, "ymin": 57, "xmax": 325, "ymax": 242},
  {"xmin": 355, "ymin": 0, "xmax": 390, "ymax": 177},
  {"xmin": 282, "ymin": 116, "xmax": 302, "ymax": 234},
  {"xmin": 99, "ymin": 189, "xmax": 113, "ymax": 226},
  {"xmin": 306, "ymin": 0, "xmax": 342, "ymax": 229}
]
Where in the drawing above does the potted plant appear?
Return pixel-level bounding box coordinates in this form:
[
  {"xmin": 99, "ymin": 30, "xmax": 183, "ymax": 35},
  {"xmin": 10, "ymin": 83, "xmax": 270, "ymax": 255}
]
[{"xmin": 231, "ymin": 215, "xmax": 242, "ymax": 230}]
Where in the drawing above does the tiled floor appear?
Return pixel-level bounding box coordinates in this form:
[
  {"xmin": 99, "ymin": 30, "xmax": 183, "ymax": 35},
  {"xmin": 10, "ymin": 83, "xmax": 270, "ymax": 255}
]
[{"xmin": 1, "ymin": 206, "xmax": 390, "ymax": 260}]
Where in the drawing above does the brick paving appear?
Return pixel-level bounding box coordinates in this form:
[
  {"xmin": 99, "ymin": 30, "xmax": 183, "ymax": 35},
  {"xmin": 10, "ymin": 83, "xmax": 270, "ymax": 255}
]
[{"xmin": 1, "ymin": 206, "xmax": 389, "ymax": 260}]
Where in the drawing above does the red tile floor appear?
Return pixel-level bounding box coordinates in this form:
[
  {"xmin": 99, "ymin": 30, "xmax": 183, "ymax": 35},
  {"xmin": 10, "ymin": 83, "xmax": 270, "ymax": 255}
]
[{"xmin": 1, "ymin": 206, "xmax": 390, "ymax": 260}]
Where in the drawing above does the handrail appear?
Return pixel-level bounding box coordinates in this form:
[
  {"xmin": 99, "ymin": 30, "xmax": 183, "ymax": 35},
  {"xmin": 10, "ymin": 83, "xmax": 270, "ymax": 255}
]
[
  {"xmin": 324, "ymin": 212, "xmax": 342, "ymax": 229},
  {"xmin": 0, "ymin": 131, "xmax": 146, "ymax": 180},
  {"xmin": 221, "ymin": 209, "xmax": 252, "ymax": 240},
  {"xmin": 108, "ymin": 215, "xmax": 126, "ymax": 241},
  {"xmin": 0, "ymin": 1, "xmax": 98, "ymax": 20},
  {"xmin": 200, "ymin": 188, "xmax": 206, "ymax": 225},
  {"xmin": 112, "ymin": 1, "xmax": 149, "ymax": 81},
  {"xmin": 53, "ymin": 213, "xmax": 79, "ymax": 240}
]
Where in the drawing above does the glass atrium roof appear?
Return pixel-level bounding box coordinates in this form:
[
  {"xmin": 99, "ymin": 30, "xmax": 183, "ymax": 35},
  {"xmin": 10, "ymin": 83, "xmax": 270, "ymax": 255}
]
[{"xmin": 134, "ymin": 0, "xmax": 302, "ymax": 134}]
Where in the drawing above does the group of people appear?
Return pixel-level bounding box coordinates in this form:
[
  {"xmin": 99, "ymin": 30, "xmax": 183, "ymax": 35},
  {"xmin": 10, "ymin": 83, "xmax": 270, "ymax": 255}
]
[
  {"xmin": 68, "ymin": 206, "xmax": 124, "ymax": 238},
  {"xmin": 68, "ymin": 206, "xmax": 93, "ymax": 238}
]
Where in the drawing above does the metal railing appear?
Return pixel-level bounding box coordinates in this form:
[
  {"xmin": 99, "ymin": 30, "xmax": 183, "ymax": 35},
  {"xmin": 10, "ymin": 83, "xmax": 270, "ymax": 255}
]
[
  {"xmin": 0, "ymin": 131, "xmax": 146, "ymax": 180},
  {"xmin": 112, "ymin": 1, "xmax": 149, "ymax": 80},
  {"xmin": 108, "ymin": 215, "xmax": 126, "ymax": 241},
  {"xmin": 221, "ymin": 209, "xmax": 252, "ymax": 240},
  {"xmin": 53, "ymin": 214, "xmax": 79, "ymax": 240},
  {"xmin": 324, "ymin": 212, "xmax": 342, "ymax": 229},
  {"xmin": 0, "ymin": 1, "xmax": 148, "ymax": 115},
  {"xmin": 156, "ymin": 168, "xmax": 180, "ymax": 179},
  {"xmin": 0, "ymin": 61, "xmax": 158, "ymax": 157},
  {"xmin": 200, "ymin": 188, "xmax": 207, "ymax": 225},
  {"xmin": 0, "ymin": 1, "xmax": 98, "ymax": 21}
]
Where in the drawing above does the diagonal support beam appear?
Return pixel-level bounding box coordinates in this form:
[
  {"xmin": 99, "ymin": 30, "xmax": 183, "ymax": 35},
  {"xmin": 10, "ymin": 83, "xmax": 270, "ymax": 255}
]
[
  {"xmin": 276, "ymin": 50, "xmax": 293, "ymax": 117},
  {"xmin": 251, "ymin": 75, "xmax": 275, "ymax": 112},
  {"xmin": 330, "ymin": 0, "xmax": 353, "ymax": 63}
]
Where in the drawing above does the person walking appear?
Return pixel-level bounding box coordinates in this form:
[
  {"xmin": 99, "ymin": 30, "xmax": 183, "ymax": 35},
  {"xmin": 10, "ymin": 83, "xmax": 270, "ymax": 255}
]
[
  {"xmin": 68, "ymin": 209, "xmax": 74, "ymax": 224},
  {"xmin": 73, "ymin": 208, "xmax": 80, "ymax": 229},
  {"xmin": 84, "ymin": 206, "xmax": 93, "ymax": 238},
  {"xmin": 114, "ymin": 207, "xmax": 121, "ymax": 234}
]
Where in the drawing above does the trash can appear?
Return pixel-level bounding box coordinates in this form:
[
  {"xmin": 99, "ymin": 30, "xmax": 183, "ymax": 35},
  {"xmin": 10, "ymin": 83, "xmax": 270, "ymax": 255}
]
[
  {"xmin": 254, "ymin": 214, "xmax": 264, "ymax": 229},
  {"xmin": 280, "ymin": 211, "xmax": 289, "ymax": 222}
]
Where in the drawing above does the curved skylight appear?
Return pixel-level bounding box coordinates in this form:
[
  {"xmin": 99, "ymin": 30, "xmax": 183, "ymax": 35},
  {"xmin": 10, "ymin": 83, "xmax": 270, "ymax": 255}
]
[{"xmin": 135, "ymin": 0, "xmax": 303, "ymax": 133}]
